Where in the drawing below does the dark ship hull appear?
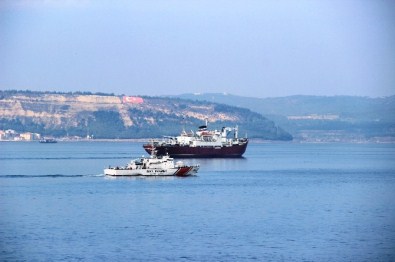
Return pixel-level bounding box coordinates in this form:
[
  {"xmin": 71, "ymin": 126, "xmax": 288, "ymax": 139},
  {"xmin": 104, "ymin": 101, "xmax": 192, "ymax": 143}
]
[
  {"xmin": 39, "ymin": 138, "xmax": 57, "ymax": 143},
  {"xmin": 143, "ymin": 139, "xmax": 248, "ymax": 158}
]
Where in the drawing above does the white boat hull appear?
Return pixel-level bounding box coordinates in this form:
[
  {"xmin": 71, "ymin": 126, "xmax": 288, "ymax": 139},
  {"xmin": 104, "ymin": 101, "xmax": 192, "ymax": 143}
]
[
  {"xmin": 104, "ymin": 150, "xmax": 199, "ymax": 177},
  {"xmin": 104, "ymin": 165, "xmax": 199, "ymax": 177}
]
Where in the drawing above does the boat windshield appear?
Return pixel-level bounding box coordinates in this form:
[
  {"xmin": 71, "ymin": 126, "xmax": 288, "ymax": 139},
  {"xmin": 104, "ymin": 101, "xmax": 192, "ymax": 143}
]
[{"xmin": 132, "ymin": 158, "xmax": 143, "ymax": 164}]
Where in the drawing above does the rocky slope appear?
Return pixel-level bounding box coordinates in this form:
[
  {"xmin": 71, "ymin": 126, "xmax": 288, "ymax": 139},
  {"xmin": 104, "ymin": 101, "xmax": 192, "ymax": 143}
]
[{"xmin": 0, "ymin": 90, "xmax": 292, "ymax": 140}]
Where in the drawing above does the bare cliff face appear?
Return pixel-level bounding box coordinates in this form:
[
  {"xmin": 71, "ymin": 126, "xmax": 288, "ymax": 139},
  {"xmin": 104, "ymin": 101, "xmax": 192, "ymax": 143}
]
[
  {"xmin": 0, "ymin": 91, "xmax": 292, "ymax": 140},
  {"xmin": 0, "ymin": 93, "xmax": 125, "ymax": 128},
  {"xmin": 0, "ymin": 92, "xmax": 239, "ymax": 129}
]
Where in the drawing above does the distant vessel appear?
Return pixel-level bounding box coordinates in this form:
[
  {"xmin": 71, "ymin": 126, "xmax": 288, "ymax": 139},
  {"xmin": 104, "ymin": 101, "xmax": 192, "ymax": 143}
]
[
  {"xmin": 104, "ymin": 150, "xmax": 199, "ymax": 177},
  {"xmin": 39, "ymin": 138, "xmax": 57, "ymax": 143},
  {"xmin": 143, "ymin": 121, "xmax": 248, "ymax": 158}
]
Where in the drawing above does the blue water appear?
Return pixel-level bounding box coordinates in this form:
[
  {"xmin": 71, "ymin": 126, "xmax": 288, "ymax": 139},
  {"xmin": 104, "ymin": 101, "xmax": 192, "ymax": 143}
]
[{"xmin": 1, "ymin": 142, "xmax": 395, "ymax": 261}]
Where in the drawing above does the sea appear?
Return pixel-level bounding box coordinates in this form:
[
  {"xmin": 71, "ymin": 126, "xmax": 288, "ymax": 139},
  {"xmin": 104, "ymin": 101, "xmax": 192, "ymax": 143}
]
[{"xmin": 1, "ymin": 141, "xmax": 395, "ymax": 261}]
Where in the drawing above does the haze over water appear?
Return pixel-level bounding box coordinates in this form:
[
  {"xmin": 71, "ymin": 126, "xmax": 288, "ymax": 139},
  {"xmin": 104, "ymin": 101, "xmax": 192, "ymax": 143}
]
[
  {"xmin": 1, "ymin": 142, "xmax": 394, "ymax": 261},
  {"xmin": 1, "ymin": 1, "xmax": 394, "ymax": 97}
]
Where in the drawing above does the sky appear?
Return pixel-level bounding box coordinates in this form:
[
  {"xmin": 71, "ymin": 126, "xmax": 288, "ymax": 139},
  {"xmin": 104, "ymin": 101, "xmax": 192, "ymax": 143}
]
[{"xmin": 0, "ymin": 0, "xmax": 394, "ymax": 98}]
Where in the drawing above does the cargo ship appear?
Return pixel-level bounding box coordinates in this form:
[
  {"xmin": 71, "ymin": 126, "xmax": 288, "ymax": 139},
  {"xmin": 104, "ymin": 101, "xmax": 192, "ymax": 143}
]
[{"xmin": 143, "ymin": 123, "xmax": 248, "ymax": 158}]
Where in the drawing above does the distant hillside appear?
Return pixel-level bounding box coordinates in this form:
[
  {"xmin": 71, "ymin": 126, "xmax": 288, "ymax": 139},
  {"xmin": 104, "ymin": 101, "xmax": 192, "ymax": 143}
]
[
  {"xmin": 0, "ymin": 90, "xmax": 292, "ymax": 140},
  {"xmin": 174, "ymin": 93, "xmax": 395, "ymax": 142}
]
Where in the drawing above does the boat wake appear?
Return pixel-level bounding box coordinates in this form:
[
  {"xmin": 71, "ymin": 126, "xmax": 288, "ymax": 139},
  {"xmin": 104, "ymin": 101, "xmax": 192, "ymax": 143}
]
[
  {"xmin": 0, "ymin": 156, "xmax": 131, "ymax": 160},
  {"xmin": 0, "ymin": 174, "xmax": 105, "ymax": 178}
]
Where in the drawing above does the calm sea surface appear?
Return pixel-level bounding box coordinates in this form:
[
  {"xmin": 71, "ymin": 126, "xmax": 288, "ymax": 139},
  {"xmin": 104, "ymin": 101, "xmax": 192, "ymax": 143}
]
[{"xmin": 1, "ymin": 142, "xmax": 395, "ymax": 261}]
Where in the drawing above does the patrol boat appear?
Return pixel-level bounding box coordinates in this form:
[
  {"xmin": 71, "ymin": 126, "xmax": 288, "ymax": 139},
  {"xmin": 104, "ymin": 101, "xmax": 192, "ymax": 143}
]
[{"xmin": 104, "ymin": 150, "xmax": 199, "ymax": 177}]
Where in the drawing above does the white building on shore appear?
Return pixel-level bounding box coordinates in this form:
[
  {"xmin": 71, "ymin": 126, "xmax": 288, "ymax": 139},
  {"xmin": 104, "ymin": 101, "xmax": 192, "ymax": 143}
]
[{"xmin": 0, "ymin": 130, "xmax": 41, "ymax": 141}]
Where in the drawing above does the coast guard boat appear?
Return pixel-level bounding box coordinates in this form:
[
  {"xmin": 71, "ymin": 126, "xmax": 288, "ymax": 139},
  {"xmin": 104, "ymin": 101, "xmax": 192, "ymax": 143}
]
[
  {"xmin": 104, "ymin": 150, "xmax": 199, "ymax": 177},
  {"xmin": 143, "ymin": 121, "xmax": 248, "ymax": 158}
]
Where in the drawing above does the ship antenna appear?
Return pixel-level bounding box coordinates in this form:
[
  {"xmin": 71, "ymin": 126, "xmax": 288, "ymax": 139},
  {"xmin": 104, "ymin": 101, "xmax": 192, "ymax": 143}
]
[{"xmin": 150, "ymin": 147, "xmax": 157, "ymax": 157}]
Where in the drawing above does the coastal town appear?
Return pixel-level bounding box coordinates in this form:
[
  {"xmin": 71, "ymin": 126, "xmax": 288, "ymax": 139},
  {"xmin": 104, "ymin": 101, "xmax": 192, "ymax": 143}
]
[
  {"xmin": 0, "ymin": 129, "xmax": 42, "ymax": 141},
  {"xmin": 0, "ymin": 129, "xmax": 97, "ymax": 141}
]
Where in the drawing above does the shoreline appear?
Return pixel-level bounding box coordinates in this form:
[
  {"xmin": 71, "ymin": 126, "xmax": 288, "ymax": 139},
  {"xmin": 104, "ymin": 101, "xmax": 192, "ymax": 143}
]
[{"xmin": 1, "ymin": 138, "xmax": 395, "ymax": 144}]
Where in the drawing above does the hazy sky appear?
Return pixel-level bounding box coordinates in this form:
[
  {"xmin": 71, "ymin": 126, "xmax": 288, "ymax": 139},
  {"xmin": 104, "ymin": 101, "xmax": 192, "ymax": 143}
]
[{"xmin": 1, "ymin": 0, "xmax": 394, "ymax": 98}]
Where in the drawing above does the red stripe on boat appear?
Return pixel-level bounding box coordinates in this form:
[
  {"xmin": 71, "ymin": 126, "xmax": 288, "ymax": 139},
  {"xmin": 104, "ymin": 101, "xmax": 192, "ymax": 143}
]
[{"xmin": 175, "ymin": 166, "xmax": 192, "ymax": 176}]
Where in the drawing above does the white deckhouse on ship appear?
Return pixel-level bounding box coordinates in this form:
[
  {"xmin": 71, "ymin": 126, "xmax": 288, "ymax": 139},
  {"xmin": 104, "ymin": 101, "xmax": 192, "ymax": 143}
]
[
  {"xmin": 143, "ymin": 121, "xmax": 248, "ymax": 158},
  {"xmin": 104, "ymin": 150, "xmax": 199, "ymax": 177}
]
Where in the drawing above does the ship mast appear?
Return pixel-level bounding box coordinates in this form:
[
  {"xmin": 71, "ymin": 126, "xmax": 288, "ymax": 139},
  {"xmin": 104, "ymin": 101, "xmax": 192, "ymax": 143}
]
[{"xmin": 182, "ymin": 116, "xmax": 186, "ymax": 133}]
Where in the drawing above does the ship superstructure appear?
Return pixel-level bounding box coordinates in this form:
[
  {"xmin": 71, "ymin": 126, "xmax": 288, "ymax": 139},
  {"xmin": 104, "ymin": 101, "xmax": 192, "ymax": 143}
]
[
  {"xmin": 143, "ymin": 122, "xmax": 248, "ymax": 158},
  {"xmin": 104, "ymin": 151, "xmax": 199, "ymax": 177}
]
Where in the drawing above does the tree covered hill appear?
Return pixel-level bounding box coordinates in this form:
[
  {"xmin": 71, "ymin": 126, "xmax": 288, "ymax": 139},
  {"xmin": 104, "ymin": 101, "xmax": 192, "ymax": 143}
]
[
  {"xmin": 175, "ymin": 93, "xmax": 395, "ymax": 141},
  {"xmin": 0, "ymin": 90, "xmax": 292, "ymax": 140}
]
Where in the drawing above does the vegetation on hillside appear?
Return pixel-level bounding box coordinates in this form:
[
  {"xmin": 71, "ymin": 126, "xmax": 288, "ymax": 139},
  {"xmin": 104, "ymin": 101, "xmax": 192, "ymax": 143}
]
[
  {"xmin": 176, "ymin": 93, "xmax": 395, "ymax": 140},
  {"xmin": 0, "ymin": 90, "xmax": 292, "ymax": 140}
]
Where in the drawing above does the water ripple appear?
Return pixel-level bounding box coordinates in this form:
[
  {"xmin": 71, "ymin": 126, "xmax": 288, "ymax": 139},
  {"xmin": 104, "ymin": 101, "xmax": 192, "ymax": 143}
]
[{"xmin": 0, "ymin": 174, "xmax": 104, "ymax": 178}]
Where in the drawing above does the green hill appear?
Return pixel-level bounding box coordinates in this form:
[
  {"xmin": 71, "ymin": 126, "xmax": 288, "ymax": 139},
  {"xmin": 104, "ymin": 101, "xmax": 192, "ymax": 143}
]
[{"xmin": 174, "ymin": 93, "xmax": 395, "ymax": 141}]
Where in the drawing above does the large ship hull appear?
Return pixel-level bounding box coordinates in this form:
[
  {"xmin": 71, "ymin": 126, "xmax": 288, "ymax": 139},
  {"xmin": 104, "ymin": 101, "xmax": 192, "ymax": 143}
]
[{"xmin": 143, "ymin": 141, "xmax": 248, "ymax": 158}]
